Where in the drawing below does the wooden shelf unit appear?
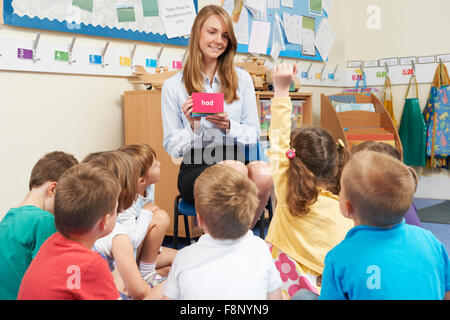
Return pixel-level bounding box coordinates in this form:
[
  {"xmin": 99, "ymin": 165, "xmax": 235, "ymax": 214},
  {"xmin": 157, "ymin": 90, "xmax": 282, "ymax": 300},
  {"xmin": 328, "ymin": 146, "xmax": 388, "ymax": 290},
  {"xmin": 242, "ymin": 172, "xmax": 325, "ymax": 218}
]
[
  {"xmin": 256, "ymin": 91, "xmax": 313, "ymax": 131},
  {"xmin": 320, "ymin": 93, "xmax": 403, "ymax": 156}
]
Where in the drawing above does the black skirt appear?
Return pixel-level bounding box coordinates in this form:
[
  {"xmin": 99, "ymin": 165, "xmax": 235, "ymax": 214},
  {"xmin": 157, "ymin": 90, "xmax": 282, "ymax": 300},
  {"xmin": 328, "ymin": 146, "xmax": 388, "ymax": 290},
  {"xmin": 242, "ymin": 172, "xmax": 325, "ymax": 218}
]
[{"xmin": 177, "ymin": 144, "xmax": 250, "ymax": 205}]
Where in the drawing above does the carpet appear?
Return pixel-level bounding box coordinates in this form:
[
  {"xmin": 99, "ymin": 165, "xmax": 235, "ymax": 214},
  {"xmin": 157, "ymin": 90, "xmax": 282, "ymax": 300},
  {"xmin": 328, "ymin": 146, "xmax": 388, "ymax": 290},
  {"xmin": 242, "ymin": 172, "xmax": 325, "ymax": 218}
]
[{"xmin": 417, "ymin": 200, "xmax": 450, "ymax": 224}]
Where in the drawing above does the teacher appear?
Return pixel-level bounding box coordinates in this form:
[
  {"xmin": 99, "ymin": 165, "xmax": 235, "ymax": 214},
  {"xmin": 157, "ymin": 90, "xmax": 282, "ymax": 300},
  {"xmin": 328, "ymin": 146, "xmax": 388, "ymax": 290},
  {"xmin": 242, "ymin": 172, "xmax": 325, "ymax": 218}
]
[{"xmin": 161, "ymin": 5, "xmax": 273, "ymax": 228}]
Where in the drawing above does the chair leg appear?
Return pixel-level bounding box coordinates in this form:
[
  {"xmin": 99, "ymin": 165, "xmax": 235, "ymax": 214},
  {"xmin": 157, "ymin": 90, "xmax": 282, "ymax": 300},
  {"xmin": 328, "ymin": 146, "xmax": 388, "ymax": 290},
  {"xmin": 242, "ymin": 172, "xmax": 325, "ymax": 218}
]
[
  {"xmin": 183, "ymin": 214, "xmax": 191, "ymax": 245},
  {"xmin": 267, "ymin": 196, "xmax": 273, "ymax": 221},
  {"xmin": 259, "ymin": 212, "xmax": 265, "ymax": 239},
  {"xmin": 173, "ymin": 214, "xmax": 179, "ymax": 250},
  {"xmin": 258, "ymin": 196, "xmax": 273, "ymax": 239},
  {"xmin": 173, "ymin": 195, "xmax": 181, "ymax": 249}
]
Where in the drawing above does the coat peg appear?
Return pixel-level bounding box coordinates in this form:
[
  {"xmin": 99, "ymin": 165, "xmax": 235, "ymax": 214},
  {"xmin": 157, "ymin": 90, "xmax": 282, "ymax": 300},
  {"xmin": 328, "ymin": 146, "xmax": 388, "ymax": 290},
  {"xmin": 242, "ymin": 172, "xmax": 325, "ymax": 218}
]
[
  {"xmin": 101, "ymin": 41, "xmax": 110, "ymax": 67},
  {"xmin": 411, "ymin": 59, "xmax": 416, "ymax": 74},
  {"xmin": 32, "ymin": 32, "xmax": 41, "ymax": 63},
  {"xmin": 320, "ymin": 62, "xmax": 327, "ymax": 81},
  {"xmin": 157, "ymin": 46, "xmax": 165, "ymax": 67},
  {"xmin": 130, "ymin": 43, "xmax": 137, "ymax": 68},
  {"xmin": 384, "ymin": 62, "xmax": 390, "ymax": 78},
  {"xmin": 332, "ymin": 64, "xmax": 339, "ymax": 81},
  {"xmin": 182, "ymin": 49, "xmax": 188, "ymax": 63},
  {"xmin": 306, "ymin": 62, "xmax": 313, "ymax": 80},
  {"xmin": 68, "ymin": 36, "xmax": 77, "ymax": 65}
]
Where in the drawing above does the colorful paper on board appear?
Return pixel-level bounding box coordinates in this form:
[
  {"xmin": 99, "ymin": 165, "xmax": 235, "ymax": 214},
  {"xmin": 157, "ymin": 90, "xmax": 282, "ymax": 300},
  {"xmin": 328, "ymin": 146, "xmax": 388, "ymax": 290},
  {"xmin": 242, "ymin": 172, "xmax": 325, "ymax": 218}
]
[
  {"xmin": 73, "ymin": 0, "xmax": 94, "ymax": 13},
  {"xmin": 17, "ymin": 48, "xmax": 33, "ymax": 60},
  {"xmin": 146, "ymin": 59, "xmax": 158, "ymax": 68},
  {"xmin": 89, "ymin": 54, "xmax": 102, "ymax": 64},
  {"xmin": 192, "ymin": 92, "xmax": 224, "ymax": 117},
  {"xmin": 232, "ymin": 0, "xmax": 245, "ymax": 23},
  {"xmin": 142, "ymin": 0, "xmax": 159, "ymax": 17},
  {"xmin": 55, "ymin": 51, "xmax": 70, "ymax": 62},
  {"xmin": 117, "ymin": 5, "xmax": 136, "ymax": 23},
  {"xmin": 120, "ymin": 56, "xmax": 131, "ymax": 66},
  {"xmin": 309, "ymin": 0, "xmax": 322, "ymax": 16}
]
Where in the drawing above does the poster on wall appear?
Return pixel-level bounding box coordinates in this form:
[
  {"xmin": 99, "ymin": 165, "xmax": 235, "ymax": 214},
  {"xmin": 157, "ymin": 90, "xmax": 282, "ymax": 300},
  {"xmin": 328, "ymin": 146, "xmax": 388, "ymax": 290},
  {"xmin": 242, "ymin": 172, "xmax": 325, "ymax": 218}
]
[
  {"xmin": 2, "ymin": 0, "xmax": 195, "ymax": 46},
  {"xmin": 2, "ymin": 0, "xmax": 327, "ymax": 61}
]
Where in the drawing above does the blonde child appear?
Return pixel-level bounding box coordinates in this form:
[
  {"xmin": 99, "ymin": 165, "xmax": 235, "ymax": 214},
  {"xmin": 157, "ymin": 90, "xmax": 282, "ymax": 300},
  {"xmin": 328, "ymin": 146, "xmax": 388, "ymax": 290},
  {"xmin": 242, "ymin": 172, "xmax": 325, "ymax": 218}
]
[
  {"xmin": 265, "ymin": 63, "xmax": 354, "ymax": 299},
  {"xmin": 320, "ymin": 151, "xmax": 450, "ymax": 300},
  {"xmin": 163, "ymin": 164, "xmax": 282, "ymax": 300},
  {"xmin": 351, "ymin": 141, "xmax": 422, "ymax": 227},
  {"xmin": 0, "ymin": 151, "xmax": 78, "ymax": 300},
  {"xmin": 118, "ymin": 143, "xmax": 177, "ymax": 285},
  {"xmin": 83, "ymin": 150, "xmax": 163, "ymax": 300},
  {"xmin": 18, "ymin": 163, "xmax": 121, "ymax": 300}
]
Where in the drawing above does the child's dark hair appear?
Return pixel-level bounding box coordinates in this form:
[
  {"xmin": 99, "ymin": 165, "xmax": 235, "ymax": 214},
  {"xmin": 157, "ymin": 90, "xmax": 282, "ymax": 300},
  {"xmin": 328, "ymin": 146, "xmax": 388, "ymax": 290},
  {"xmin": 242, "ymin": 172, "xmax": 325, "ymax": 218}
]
[
  {"xmin": 351, "ymin": 141, "xmax": 401, "ymax": 161},
  {"xmin": 29, "ymin": 151, "xmax": 79, "ymax": 190},
  {"xmin": 286, "ymin": 126, "xmax": 349, "ymax": 216}
]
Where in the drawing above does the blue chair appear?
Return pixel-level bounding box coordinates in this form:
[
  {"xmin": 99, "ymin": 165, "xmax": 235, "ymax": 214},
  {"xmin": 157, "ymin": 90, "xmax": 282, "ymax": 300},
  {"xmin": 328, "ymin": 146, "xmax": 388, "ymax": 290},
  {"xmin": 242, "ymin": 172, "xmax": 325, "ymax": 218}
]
[
  {"xmin": 173, "ymin": 142, "xmax": 274, "ymax": 249},
  {"xmin": 173, "ymin": 194, "xmax": 197, "ymax": 249}
]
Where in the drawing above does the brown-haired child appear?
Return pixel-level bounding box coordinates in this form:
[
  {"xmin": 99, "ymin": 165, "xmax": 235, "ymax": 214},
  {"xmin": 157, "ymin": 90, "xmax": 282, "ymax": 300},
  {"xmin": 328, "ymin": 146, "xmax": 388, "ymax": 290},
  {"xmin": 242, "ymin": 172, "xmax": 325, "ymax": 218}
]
[
  {"xmin": 265, "ymin": 63, "xmax": 353, "ymax": 299},
  {"xmin": 321, "ymin": 151, "xmax": 450, "ymax": 300},
  {"xmin": 0, "ymin": 151, "xmax": 78, "ymax": 300},
  {"xmin": 163, "ymin": 164, "xmax": 282, "ymax": 300},
  {"xmin": 83, "ymin": 150, "xmax": 164, "ymax": 300},
  {"xmin": 351, "ymin": 141, "xmax": 422, "ymax": 227},
  {"xmin": 118, "ymin": 143, "xmax": 176, "ymax": 286},
  {"xmin": 18, "ymin": 163, "xmax": 120, "ymax": 300}
]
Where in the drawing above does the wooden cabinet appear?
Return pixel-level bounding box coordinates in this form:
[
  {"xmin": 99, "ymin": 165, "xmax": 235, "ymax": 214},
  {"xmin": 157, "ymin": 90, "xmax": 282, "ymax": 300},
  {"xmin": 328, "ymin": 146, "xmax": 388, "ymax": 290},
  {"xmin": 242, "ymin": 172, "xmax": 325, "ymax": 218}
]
[
  {"xmin": 255, "ymin": 91, "xmax": 313, "ymax": 130},
  {"xmin": 122, "ymin": 89, "xmax": 202, "ymax": 238},
  {"xmin": 122, "ymin": 90, "xmax": 313, "ymax": 238}
]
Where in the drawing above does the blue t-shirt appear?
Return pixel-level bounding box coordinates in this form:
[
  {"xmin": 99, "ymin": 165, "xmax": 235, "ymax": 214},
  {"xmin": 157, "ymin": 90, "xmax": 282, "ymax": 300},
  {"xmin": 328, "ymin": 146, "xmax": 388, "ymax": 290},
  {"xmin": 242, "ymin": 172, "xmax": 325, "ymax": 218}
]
[{"xmin": 320, "ymin": 220, "xmax": 450, "ymax": 300}]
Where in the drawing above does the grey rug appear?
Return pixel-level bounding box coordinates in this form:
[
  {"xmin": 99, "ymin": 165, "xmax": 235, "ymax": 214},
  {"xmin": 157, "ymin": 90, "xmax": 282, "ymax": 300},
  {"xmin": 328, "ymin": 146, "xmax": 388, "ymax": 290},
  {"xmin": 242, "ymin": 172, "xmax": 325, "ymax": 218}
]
[{"xmin": 417, "ymin": 201, "xmax": 450, "ymax": 224}]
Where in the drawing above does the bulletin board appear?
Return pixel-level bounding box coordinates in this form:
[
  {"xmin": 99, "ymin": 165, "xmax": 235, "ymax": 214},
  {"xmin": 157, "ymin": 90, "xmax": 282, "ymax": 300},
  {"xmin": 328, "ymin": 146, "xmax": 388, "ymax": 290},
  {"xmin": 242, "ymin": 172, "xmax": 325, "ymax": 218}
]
[{"xmin": 2, "ymin": 0, "xmax": 328, "ymax": 61}]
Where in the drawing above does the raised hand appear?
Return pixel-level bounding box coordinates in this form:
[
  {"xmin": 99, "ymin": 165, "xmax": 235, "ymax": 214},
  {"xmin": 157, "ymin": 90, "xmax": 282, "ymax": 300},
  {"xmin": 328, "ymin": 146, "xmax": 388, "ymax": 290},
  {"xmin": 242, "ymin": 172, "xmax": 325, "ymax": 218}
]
[{"xmin": 272, "ymin": 63, "xmax": 298, "ymax": 98}]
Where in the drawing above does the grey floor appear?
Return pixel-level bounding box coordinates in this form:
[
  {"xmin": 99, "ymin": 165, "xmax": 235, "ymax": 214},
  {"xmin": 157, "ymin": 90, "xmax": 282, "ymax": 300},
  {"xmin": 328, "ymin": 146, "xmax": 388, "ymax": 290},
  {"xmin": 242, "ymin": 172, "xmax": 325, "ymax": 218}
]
[{"xmin": 413, "ymin": 198, "xmax": 450, "ymax": 253}]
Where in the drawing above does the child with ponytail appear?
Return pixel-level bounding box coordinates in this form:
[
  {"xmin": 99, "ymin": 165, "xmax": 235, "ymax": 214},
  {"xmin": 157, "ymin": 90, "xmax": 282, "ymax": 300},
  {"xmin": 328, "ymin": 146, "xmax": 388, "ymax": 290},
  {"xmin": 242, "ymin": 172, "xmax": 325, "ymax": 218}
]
[{"xmin": 265, "ymin": 64, "xmax": 354, "ymax": 299}]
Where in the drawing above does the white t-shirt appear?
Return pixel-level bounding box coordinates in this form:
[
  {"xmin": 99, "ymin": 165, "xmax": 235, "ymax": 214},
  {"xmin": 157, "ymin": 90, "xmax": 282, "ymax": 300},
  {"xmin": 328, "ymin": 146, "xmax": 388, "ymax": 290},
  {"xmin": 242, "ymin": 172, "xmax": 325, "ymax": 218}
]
[
  {"xmin": 163, "ymin": 230, "xmax": 281, "ymax": 300},
  {"xmin": 92, "ymin": 222, "xmax": 130, "ymax": 271},
  {"xmin": 117, "ymin": 185, "xmax": 155, "ymax": 249}
]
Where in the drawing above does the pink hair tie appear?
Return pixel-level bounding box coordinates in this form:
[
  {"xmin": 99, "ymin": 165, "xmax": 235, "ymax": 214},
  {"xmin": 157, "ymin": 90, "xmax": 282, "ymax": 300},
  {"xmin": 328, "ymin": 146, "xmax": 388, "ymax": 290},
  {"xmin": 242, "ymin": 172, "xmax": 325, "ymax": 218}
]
[{"xmin": 286, "ymin": 148, "xmax": 296, "ymax": 160}]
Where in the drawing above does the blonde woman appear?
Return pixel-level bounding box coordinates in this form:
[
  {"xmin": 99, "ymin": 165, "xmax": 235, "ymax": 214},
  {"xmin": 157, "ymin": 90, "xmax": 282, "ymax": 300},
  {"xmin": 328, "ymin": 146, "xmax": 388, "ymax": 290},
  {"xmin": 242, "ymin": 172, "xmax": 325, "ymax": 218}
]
[{"xmin": 162, "ymin": 5, "xmax": 272, "ymax": 228}]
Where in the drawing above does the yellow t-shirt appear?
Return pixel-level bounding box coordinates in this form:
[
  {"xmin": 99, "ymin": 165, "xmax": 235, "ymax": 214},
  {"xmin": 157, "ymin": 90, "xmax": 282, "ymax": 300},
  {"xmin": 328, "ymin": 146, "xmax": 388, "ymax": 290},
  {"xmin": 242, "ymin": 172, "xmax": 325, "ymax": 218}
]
[{"xmin": 265, "ymin": 97, "xmax": 354, "ymax": 274}]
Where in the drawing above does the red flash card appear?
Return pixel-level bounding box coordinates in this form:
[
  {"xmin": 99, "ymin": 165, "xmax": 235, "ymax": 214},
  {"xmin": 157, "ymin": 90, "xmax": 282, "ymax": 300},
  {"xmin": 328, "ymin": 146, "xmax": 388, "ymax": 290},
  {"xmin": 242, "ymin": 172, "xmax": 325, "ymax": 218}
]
[{"xmin": 191, "ymin": 92, "xmax": 224, "ymax": 117}]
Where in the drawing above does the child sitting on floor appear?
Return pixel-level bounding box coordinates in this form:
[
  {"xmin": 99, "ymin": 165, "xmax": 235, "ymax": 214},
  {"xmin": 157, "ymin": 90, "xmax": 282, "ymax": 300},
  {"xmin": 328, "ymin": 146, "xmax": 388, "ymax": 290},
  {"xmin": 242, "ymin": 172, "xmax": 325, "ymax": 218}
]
[
  {"xmin": 265, "ymin": 63, "xmax": 353, "ymax": 299},
  {"xmin": 18, "ymin": 163, "xmax": 121, "ymax": 300},
  {"xmin": 163, "ymin": 164, "xmax": 282, "ymax": 300},
  {"xmin": 320, "ymin": 151, "xmax": 450, "ymax": 300},
  {"xmin": 351, "ymin": 141, "xmax": 422, "ymax": 227},
  {"xmin": 118, "ymin": 143, "xmax": 176, "ymax": 285},
  {"xmin": 84, "ymin": 150, "xmax": 164, "ymax": 299},
  {"xmin": 0, "ymin": 151, "xmax": 78, "ymax": 300}
]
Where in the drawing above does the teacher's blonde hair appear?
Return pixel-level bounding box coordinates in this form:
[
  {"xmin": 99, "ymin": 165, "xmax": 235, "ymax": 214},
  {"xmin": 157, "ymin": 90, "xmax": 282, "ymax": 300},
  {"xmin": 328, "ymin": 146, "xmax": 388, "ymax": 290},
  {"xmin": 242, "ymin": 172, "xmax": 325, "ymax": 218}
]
[{"xmin": 183, "ymin": 5, "xmax": 239, "ymax": 104}]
